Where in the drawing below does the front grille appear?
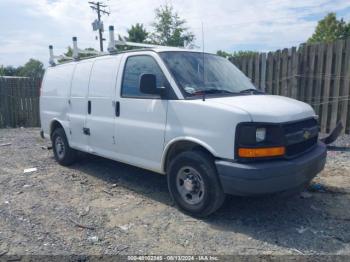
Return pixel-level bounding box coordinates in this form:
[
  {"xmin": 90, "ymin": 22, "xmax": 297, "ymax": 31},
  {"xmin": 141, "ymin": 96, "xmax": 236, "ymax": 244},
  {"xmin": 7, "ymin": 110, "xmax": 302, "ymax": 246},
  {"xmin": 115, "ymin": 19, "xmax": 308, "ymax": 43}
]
[
  {"xmin": 286, "ymin": 136, "xmax": 318, "ymax": 157},
  {"xmin": 282, "ymin": 118, "xmax": 318, "ymax": 158},
  {"xmin": 283, "ymin": 118, "xmax": 318, "ymax": 134}
]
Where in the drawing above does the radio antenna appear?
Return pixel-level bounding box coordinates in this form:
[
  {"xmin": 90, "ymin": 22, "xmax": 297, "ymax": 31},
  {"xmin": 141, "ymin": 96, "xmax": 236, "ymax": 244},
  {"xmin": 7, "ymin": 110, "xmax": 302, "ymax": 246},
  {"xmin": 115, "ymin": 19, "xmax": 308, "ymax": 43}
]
[{"xmin": 201, "ymin": 22, "xmax": 206, "ymax": 101}]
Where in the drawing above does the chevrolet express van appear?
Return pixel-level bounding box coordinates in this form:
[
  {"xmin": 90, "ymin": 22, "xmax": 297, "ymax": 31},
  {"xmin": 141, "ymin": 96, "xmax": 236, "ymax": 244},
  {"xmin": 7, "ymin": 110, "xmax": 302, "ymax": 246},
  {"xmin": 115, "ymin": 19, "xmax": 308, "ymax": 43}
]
[{"xmin": 40, "ymin": 48, "xmax": 327, "ymax": 216}]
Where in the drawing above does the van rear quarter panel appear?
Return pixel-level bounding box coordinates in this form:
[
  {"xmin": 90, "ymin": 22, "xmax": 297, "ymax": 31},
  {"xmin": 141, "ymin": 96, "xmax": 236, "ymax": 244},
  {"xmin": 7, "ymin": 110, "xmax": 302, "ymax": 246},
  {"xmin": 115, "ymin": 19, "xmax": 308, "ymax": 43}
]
[{"xmin": 40, "ymin": 63, "xmax": 76, "ymax": 136}]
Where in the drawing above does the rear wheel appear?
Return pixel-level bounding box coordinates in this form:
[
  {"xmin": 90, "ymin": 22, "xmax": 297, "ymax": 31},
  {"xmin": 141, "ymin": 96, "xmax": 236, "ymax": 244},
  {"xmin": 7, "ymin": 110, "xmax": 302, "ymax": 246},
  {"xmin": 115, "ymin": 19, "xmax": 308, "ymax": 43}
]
[
  {"xmin": 167, "ymin": 151, "xmax": 225, "ymax": 217},
  {"xmin": 52, "ymin": 128, "xmax": 77, "ymax": 166}
]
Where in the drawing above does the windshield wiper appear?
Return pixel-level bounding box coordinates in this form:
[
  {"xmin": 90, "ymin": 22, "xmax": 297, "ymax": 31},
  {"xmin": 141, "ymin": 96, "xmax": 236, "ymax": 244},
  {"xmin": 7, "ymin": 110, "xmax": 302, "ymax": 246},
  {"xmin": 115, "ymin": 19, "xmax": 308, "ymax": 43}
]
[
  {"xmin": 239, "ymin": 88, "xmax": 264, "ymax": 94},
  {"xmin": 193, "ymin": 89, "xmax": 236, "ymax": 95},
  {"xmin": 190, "ymin": 89, "xmax": 237, "ymax": 101}
]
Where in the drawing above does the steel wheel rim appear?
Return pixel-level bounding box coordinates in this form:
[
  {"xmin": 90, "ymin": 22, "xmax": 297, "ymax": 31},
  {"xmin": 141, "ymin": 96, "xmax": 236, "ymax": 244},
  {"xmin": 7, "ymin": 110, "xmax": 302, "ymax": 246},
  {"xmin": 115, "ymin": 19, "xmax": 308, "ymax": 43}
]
[
  {"xmin": 55, "ymin": 136, "xmax": 65, "ymax": 159},
  {"xmin": 176, "ymin": 166, "xmax": 205, "ymax": 205}
]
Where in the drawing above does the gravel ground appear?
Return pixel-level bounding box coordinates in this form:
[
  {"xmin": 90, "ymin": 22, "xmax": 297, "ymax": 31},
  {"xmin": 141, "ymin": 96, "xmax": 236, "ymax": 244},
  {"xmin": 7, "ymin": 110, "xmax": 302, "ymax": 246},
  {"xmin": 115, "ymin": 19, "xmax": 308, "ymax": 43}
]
[{"xmin": 0, "ymin": 128, "xmax": 349, "ymax": 256}]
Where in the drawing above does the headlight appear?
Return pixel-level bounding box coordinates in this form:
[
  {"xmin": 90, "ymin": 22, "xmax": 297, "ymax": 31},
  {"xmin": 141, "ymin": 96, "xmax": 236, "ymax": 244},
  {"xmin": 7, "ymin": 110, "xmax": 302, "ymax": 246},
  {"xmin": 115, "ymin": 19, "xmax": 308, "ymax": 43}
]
[
  {"xmin": 236, "ymin": 123, "xmax": 285, "ymax": 159},
  {"xmin": 256, "ymin": 128, "xmax": 266, "ymax": 142}
]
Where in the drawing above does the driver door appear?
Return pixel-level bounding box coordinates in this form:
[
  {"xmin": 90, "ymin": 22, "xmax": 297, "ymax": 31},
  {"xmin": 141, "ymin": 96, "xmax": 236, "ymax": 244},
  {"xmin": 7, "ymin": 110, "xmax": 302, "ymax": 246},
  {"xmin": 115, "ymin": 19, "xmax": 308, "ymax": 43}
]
[{"xmin": 114, "ymin": 53, "xmax": 169, "ymax": 172}]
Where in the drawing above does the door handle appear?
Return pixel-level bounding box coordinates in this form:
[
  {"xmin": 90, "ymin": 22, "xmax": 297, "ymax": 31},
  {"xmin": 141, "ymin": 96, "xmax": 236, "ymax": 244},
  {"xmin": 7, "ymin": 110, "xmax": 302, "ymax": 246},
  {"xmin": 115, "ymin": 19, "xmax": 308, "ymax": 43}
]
[
  {"xmin": 83, "ymin": 127, "xmax": 90, "ymax": 136},
  {"xmin": 88, "ymin": 100, "xmax": 91, "ymax": 114},
  {"xmin": 115, "ymin": 101, "xmax": 120, "ymax": 117}
]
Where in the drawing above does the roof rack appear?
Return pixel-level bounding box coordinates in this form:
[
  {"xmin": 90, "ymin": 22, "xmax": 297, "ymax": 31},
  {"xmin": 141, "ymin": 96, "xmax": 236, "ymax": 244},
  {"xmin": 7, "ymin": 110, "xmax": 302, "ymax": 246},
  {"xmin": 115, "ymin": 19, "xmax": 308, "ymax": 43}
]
[
  {"xmin": 49, "ymin": 25, "xmax": 195, "ymax": 66},
  {"xmin": 49, "ymin": 36, "xmax": 107, "ymax": 66}
]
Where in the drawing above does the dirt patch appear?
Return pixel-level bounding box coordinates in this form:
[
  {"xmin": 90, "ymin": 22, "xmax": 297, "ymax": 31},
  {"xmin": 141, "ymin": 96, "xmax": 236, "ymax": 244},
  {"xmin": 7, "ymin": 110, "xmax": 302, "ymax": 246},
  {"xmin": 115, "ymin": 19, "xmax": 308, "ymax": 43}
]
[{"xmin": 0, "ymin": 128, "xmax": 350, "ymax": 255}]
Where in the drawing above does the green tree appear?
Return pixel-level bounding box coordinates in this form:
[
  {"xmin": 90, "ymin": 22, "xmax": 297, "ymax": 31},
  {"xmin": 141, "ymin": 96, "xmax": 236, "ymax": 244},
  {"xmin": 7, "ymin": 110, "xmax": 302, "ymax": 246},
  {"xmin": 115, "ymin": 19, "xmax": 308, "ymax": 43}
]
[
  {"xmin": 216, "ymin": 50, "xmax": 258, "ymax": 59},
  {"xmin": 115, "ymin": 34, "xmax": 131, "ymax": 51},
  {"xmin": 150, "ymin": 4, "xmax": 195, "ymax": 47},
  {"xmin": 18, "ymin": 59, "xmax": 44, "ymax": 79},
  {"xmin": 58, "ymin": 47, "xmax": 98, "ymax": 63},
  {"xmin": 126, "ymin": 23, "xmax": 148, "ymax": 43},
  {"xmin": 216, "ymin": 50, "xmax": 232, "ymax": 58},
  {"xmin": 0, "ymin": 66, "xmax": 18, "ymax": 76},
  {"xmin": 0, "ymin": 65, "xmax": 5, "ymax": 76},
  {"xmin": 308, "ymin": 13, "xmax": 350, "ymax": 44},
  {"xmin": 116, "ymin": 24, "xmax": 149, "ymax": 51}
]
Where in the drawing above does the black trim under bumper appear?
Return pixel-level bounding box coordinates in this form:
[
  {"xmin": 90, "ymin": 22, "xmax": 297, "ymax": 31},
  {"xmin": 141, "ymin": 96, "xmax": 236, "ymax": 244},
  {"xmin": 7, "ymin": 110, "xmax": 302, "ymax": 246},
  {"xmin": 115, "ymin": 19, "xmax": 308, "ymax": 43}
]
[{"xmin": 216, "ymin": 142, "xmax": 327, "ymax": 196}]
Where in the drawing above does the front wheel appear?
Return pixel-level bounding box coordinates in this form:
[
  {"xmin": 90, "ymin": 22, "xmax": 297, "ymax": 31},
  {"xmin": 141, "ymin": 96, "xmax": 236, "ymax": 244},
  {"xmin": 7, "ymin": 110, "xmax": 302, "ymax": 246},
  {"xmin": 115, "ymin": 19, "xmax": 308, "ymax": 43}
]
[{"xmin": 167, "ymin": 151, "xmax": 225, "ymax": 217}]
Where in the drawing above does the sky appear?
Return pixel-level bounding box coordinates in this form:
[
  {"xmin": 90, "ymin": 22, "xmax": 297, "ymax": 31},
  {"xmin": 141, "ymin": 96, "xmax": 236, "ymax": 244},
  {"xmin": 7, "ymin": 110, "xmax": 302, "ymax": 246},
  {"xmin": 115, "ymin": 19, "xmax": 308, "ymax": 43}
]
[{"xmin": 0, "ymin": 0, "xmax": 350, "ymax": 67}]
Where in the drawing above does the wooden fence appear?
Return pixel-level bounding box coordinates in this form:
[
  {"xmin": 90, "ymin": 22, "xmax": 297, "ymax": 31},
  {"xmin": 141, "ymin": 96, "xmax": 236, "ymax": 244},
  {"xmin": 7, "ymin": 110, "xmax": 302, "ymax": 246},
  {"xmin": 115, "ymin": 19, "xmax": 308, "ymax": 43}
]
[
  {"xmin": 0, "ymin": 77, "xmax": 41, "ymax": 128},
  {"xmin": 230, "ymin": 38, "xmax": 350, "ymax": 134}
]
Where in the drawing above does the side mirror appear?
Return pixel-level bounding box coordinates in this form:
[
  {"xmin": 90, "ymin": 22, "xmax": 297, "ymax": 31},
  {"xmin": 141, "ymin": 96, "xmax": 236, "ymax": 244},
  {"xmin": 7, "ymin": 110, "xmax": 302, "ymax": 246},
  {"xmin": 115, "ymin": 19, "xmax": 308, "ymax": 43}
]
[{"xmin": 139, "ymin": 74, "xmax": 159, "ymax": 95}]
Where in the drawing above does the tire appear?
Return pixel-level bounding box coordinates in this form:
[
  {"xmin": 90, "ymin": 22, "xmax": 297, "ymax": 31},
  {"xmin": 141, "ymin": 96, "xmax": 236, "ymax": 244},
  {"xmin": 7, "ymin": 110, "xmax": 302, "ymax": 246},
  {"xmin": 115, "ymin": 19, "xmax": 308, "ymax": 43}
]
[
  {"xmin": 167, "ymin": 150, "xmax": 226, "ymax": 217},
  {"xmin": 51, "ymin": 128, "xmax": 77, "ymax": 166}
]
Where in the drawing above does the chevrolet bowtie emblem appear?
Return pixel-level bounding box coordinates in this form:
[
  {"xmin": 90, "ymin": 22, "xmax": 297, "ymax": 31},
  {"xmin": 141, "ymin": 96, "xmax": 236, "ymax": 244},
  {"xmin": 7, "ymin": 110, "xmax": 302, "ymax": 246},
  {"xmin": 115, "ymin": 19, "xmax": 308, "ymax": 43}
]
[{"xmin": 303, "ymin": 130, "xmax": 311, "ymax": 140}]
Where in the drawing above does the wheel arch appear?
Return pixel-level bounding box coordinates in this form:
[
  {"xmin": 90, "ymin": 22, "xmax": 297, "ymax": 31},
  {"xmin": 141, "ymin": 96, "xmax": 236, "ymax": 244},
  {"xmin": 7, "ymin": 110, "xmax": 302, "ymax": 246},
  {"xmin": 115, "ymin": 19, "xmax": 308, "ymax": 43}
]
[
  {"xmin": 50, "ymin": 119, "xmax": 66, "ymax": 139},
  {"xmin": 161, "ymin": 137, "xmax": 217, "ymax": 174}
]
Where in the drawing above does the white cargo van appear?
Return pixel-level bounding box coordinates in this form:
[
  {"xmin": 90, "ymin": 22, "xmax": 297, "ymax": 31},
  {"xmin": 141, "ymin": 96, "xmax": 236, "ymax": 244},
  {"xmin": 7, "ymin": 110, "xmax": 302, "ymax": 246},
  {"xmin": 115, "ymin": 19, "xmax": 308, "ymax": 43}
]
[{"xmin": 40, "ymin": 48, "xmax": 327, "ymax": 216}]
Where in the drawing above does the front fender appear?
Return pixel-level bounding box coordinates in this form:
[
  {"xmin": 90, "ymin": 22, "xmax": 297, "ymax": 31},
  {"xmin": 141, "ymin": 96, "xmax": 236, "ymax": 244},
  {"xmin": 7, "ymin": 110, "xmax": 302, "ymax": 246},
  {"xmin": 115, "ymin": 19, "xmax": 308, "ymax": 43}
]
[{"xmin": 161, "ymin": 137, "xmax": 218, "ymax": 173}]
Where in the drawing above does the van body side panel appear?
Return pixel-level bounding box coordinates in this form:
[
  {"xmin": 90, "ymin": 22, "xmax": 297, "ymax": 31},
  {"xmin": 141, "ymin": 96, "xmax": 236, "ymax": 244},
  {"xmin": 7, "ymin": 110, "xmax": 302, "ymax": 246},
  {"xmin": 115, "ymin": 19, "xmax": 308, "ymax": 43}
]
[
  {"xmin": 85, "ymin": 56, "xmax": 122, "ymax": 157},
  {"xmin": 164, "ymin": 100, "xmax": 251, "ymax": 163},
  {"xmin": 67, "ymin": 60, "xmax": 93, "ymax": 151},
  {"xmin": 40, "ymin": 63, "xmax": 76, "ymax": 137},
  {"xmin": 113, "ymin": 52, "xmax": 169, "ymax": 173}
]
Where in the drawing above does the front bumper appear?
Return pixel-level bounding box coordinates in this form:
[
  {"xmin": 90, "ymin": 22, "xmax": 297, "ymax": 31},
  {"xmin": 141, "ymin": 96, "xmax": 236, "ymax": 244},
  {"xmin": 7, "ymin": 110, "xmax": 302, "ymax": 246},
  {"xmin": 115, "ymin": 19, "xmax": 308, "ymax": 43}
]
[{"xmin": 216, "ymin": 142, "xmax": 327, "ymax": 196}]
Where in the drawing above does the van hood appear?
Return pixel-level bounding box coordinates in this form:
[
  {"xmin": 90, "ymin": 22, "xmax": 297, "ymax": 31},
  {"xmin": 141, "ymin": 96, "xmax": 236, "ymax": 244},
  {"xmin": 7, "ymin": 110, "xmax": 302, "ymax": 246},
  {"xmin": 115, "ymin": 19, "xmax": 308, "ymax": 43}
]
[{"xmin": 208, "ymin": 95, "xmax": 315, "ymax": 123}]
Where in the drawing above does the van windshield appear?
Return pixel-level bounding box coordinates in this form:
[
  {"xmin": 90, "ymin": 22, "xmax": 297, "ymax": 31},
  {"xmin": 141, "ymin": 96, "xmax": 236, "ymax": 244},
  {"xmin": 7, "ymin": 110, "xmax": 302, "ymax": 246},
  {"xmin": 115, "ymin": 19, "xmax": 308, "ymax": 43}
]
[{"xmin": 159, "ymin": 51, "xmax": 256, "ymax": 97}]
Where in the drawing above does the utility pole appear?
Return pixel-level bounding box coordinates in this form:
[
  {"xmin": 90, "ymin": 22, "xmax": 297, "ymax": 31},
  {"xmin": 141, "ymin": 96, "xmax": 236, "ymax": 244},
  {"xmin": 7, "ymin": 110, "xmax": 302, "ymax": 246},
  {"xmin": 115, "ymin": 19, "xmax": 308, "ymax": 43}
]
[{"xmin": 89, "ymin": 1, "xmax": 110, "ymax": 52}]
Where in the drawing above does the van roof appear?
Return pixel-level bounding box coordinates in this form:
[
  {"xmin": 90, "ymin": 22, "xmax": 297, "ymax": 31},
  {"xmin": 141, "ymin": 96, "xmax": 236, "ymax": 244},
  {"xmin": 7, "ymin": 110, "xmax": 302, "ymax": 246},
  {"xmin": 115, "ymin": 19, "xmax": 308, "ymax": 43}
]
[{"xmin": 49, "ymin": 47, "xmax": 207, "ymax": 67}]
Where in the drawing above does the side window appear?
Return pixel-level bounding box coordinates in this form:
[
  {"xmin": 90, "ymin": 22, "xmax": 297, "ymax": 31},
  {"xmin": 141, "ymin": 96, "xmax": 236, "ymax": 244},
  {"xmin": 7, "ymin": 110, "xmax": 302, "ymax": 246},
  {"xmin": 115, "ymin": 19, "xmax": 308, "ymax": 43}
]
[{"xmin": 121, "ymin": 55, "xmax": 167, "ymax": 98}]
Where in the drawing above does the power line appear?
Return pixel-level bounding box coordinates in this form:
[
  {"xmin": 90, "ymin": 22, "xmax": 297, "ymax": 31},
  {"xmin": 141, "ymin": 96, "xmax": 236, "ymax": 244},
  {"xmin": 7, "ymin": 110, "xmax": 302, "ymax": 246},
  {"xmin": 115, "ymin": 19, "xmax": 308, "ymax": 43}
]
[{"xmin": 89, "ymin": 1, "xmax": 110, "ymax": 52}]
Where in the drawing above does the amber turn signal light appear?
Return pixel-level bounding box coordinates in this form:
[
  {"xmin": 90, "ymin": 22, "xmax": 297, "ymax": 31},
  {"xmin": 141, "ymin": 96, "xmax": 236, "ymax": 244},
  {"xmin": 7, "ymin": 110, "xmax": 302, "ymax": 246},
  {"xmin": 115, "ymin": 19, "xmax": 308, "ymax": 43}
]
[{"xmin": 238, "ymin": 146, "xmax": 285, "ymax": 158}]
